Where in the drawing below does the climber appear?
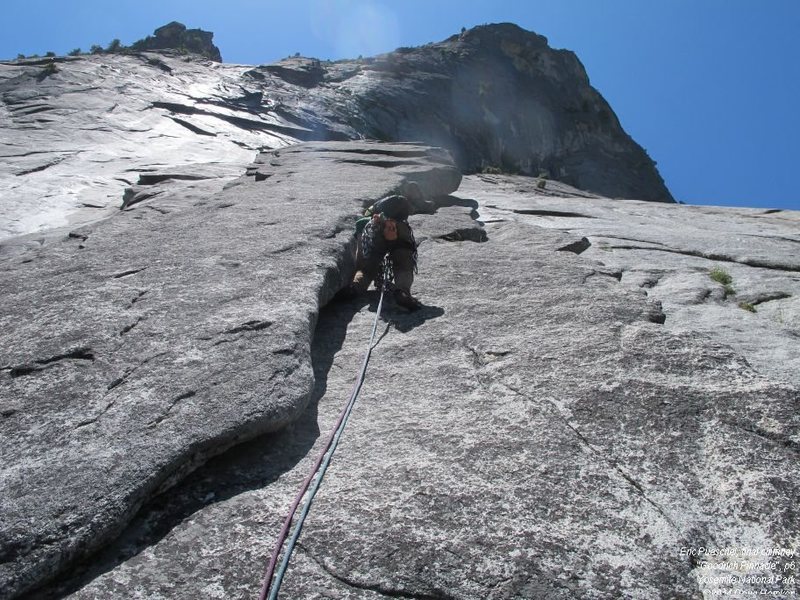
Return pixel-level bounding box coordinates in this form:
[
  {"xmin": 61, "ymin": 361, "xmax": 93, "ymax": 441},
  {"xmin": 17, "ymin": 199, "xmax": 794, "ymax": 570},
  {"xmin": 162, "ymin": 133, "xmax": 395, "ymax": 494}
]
[{"xmin": 343, "ymin": 182, "xmax": 433, "ymax": 310}]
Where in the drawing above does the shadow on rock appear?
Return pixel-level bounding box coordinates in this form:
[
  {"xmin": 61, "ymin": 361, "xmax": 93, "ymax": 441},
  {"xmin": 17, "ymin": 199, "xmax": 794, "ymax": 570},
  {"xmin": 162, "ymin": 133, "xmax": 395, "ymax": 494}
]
[
  {"xmin": 339, "ymin": 290, "xmax": 444, "ymax": 336},
  {"xmin": 433, "ymin": 194, "xmax": 480, "ymax": 217},
  {"xmin": 387, "ymin": 303, "xmax": 445, "ymax": 333},
  {"xmin": 28, "ymin": 299, "xmax": 367, "ymax": 599}
]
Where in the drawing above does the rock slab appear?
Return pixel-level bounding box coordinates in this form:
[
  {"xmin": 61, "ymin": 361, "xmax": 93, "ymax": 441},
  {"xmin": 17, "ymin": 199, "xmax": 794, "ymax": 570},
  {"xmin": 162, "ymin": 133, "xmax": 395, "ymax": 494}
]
[
  {"xmin": 460, "ymin": 173, "xmax": 800, "ymax": 388},
  {"xmin": 45, "ymin": 175, "xmax": 799, "ymax": 600},
  {"xmin": 0, "ymin": 141, "xmax": 461, "ymax": 599}
]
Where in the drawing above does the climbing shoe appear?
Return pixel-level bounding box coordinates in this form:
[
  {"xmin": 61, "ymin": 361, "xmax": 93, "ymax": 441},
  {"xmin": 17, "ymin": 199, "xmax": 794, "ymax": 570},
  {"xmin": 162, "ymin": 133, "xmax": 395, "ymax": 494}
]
[{"xmin": 394, "ymin": 289, "xmax": 422, "ymax": 311}]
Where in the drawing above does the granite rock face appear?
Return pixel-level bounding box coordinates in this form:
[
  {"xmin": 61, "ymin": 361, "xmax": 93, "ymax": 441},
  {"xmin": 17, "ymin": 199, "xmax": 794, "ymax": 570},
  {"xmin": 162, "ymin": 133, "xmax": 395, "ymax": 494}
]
[
  {"xmin": 0, "ymin": 23, "xmax": 669, "ymax": 241},
  {"xmin": 462, "ymin": 174, "xmax": 800, "ymax": 388},
  {"xmin": 342, "ymin": 23, "xmax": 672, "ymax": 202},
  {"xmin": 0, "ymin": 142, "xmax": 461, "ymax": 599},
  {"xmin": 31, "ymin": 172, "xmax": 797, "ymax": 600},
  {"xmin": 1, "ymin": 21, "xmax": 796, "ymax": 600}
]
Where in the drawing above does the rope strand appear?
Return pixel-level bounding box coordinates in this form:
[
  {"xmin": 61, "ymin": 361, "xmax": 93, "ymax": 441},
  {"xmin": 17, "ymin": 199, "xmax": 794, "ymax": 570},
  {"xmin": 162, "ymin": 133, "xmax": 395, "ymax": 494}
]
[{"xmin": 258, "ymin": 262, "xmax": 391, "ymax": 599}]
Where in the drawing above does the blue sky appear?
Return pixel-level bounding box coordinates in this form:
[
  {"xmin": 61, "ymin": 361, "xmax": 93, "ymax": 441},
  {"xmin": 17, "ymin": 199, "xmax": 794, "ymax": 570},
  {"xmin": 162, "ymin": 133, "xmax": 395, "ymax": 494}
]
[{"xmin": 2, "ymin": 0, "xmax": 799, "ymax": 210}]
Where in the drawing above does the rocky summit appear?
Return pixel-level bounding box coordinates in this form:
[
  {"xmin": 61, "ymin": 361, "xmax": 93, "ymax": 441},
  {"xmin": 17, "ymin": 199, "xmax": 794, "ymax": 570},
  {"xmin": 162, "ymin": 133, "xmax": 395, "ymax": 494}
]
[
  {"xmin": 1, "ymin": 22, "xmax": 669, "ymax": 242},
  {"xmin": 1, "ymin": 22, "xmax": 798, "ymax": 600},
  {"xmin": 130, "ymin": 21, "xmax": 222, "ymax": 62}
]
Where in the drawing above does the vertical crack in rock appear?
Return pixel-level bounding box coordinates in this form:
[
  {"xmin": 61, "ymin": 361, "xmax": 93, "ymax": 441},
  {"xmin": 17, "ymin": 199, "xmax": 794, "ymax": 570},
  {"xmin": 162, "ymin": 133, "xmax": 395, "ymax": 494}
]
[
  {"xmin": 25, "ymin": 284, "xmax": 377, "ymax": 599},
  {"xmin": 498, "ymin": 381, "xmax": 682, "ymax": 533}
]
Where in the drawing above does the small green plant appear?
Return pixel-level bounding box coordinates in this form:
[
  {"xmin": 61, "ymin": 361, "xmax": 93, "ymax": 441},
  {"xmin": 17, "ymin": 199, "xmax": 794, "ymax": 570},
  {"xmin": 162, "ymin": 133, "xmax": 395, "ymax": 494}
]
[
  {"xmin": 709, "ymin": 266, "xmax": 735, "ymax": 297},
  {"xmin": 709, "ymin": 266, "xmax": 732, "ymax": 285},
  {"xmin": 536, "ymin": 178, "xmax": 547, "ymax": 190},
  {"xmin": 90, "ymin": 44, "xmax": 103, "ymax": 55},
  {"xmin": 68, "ymin": 48, "xmax": 82, "ymax": 56},
  {"xmin": 38, "ymin": 61, "xmax": 59, "ymax": 79},
  {"xmin": 45, "ymin": 51, "xmax": 56, "ymax": 57},
  {"xmin": 738, "ymin": 302, "xmax": 756, "ymax": 313}
]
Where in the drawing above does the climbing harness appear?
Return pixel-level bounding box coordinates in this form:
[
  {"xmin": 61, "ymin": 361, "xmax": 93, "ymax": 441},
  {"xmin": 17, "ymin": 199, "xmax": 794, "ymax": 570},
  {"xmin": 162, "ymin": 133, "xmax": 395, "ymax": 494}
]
[{"xmin": 258, "ymin": 261, "xmax": 393, "ymax": 600}]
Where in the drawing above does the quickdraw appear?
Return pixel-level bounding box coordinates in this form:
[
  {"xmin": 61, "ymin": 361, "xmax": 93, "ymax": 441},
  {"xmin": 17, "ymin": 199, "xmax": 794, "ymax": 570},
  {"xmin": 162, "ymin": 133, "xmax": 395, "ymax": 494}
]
[{"xmin": 375, "ymin": 255, "xmax": 394, "ymax": 292}]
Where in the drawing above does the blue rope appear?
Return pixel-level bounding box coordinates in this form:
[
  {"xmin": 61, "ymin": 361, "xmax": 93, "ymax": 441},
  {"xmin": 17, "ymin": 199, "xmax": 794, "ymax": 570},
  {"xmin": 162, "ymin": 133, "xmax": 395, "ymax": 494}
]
[{"xmin": 263, "ymin": 263, "xmax": 389, "ymax": 599}]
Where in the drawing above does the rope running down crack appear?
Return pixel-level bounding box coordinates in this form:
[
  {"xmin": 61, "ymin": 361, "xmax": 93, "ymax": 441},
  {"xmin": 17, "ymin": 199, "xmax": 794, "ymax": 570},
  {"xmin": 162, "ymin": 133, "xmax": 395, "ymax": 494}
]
[{"xmin": 259, "ymin": 261, "xmax": 391, "ymax": 599}]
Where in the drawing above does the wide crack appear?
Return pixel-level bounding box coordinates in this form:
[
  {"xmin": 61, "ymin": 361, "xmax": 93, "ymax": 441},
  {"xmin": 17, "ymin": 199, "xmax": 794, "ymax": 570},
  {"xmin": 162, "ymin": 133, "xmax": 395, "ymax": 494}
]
[
  {"xmin": 16, "ymin": 195, "xmax": 478, "ymax": 598},
  {"xmin": 22, "ymin": 283, "xmax": 373, "ymax": 599}
]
